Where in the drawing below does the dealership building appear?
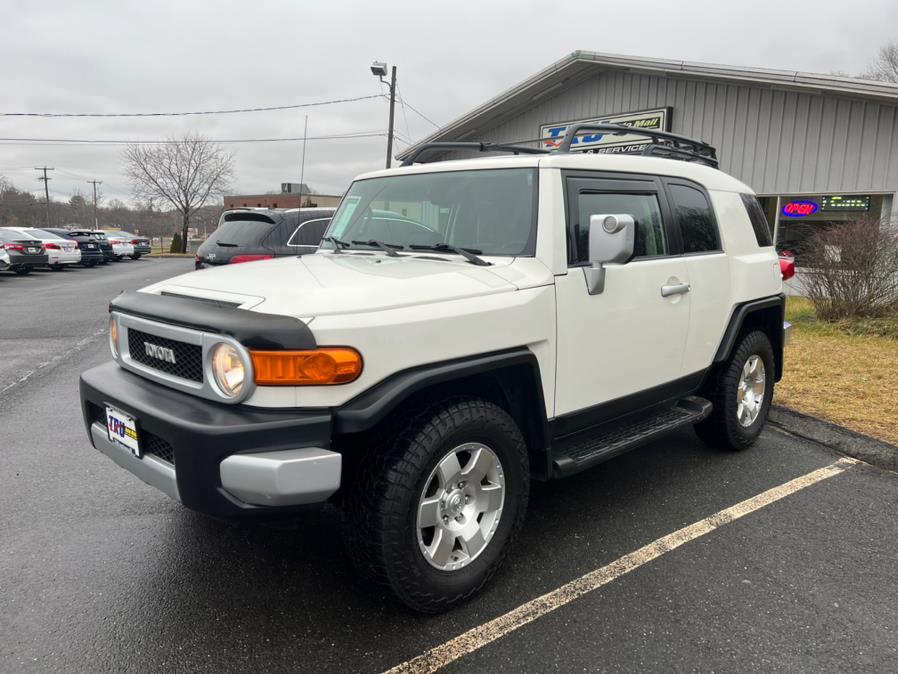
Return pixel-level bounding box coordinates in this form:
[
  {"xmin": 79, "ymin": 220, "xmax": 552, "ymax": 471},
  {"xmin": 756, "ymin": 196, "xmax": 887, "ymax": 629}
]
[{"xmin": 398, "ymin": 51, "xmax": 898, "ymax": 257}]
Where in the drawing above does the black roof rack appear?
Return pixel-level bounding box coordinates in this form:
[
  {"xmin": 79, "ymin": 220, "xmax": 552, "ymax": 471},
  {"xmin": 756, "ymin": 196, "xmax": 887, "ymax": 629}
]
[
  {"xmin": 552, "ymin": 123, "xmax": 719, "ymax": 168},
  {"xmin": 400, "ymin": 141, "xmax": 549, "ymax": 167}
]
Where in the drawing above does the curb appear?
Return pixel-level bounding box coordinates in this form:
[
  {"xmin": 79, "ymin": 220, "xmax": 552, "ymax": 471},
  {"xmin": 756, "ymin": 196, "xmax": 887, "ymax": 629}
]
[{"xmin": 769, "ymin": 406, "xmax": 898, "ymax": 472}]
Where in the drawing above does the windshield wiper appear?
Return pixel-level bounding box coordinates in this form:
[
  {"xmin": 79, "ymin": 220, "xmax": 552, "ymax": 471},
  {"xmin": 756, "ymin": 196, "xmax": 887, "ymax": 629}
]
[
  {"xmin": 409, "ymin": 243, "xmax": 490, "ymax": 266},
  {"xmin": 322, "ymin": 235, "xmax": 350, "ymax": 253},
  {"xmin": 215, "ymin": 241, "xmax": 239, "ymax": 247},
  {"xmin": 351, "ymin": 239, "xmax": 404, "ymax": 257}
]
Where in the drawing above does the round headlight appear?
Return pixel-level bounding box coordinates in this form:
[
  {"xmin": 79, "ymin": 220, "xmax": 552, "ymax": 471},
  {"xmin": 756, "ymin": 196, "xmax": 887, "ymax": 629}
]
[
  {"xmin": 210, "ymin": 342, "xmax": 246, "ymax": 398},
  {"xmin": 108, "ymin": 315, "xmax": 119, "ymax": 359}
]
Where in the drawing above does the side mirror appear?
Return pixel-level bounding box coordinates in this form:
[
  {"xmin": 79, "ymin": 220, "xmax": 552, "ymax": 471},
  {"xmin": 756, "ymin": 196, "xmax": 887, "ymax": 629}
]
[{"xmin": 585, "ymin": 214, "xmax": 635, "ymax": 295}]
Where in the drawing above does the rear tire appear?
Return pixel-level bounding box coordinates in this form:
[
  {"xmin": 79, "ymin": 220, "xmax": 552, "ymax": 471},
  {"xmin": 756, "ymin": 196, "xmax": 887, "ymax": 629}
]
[
  {"xmin": 343, "ymin": 398, "xmax": 529, "ymax": 613},
  {"xmin": 130, "ymin": 254, "xmax": 141, "ymax": 260},
  {"xmin": 51, "ymin": 264, "xmax": 63, "ymax": 271},
  {"xmin": 14, "ymin": 267, "xmax": 31, "ymax": 275},
  {"xmin": 694, "ymin": 330, "xmax": 775, "ymax": 451}
]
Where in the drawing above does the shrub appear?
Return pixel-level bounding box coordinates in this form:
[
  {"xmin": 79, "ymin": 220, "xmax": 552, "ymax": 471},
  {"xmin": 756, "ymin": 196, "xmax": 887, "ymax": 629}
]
[
  {"xmin": 803, "ymin": 216, "xmax": 898, "ymax": 320},
  {"xmin": 169, "ymin": 231, "xmax": 182, "ymax": 254}
]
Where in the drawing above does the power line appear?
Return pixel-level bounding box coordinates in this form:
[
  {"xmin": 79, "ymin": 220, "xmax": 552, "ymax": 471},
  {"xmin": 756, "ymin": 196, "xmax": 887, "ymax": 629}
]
[
  {"xmin": 1, "ymin": 94, "xmax": 383, "ymax": 118},
  {"xmin": 396, "ymin": 94, "xmax": 441, "ymax": 129},
  {"xmin": 0, "ymin": 131, "xmax": 389, "ymax": 146}
]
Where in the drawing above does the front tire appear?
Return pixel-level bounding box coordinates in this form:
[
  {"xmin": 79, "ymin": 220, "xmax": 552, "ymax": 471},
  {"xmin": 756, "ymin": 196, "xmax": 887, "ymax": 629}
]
[
  {"xmin": 14, "ymin": 267, "xmax": 30, "ymax": 275},
  {"xmin": 344, "ymin": 398, "xmax": 529, "ymax": 613},
  {"xmin": 695, "ymin": 330, "xmax": 775, "ymax": 451},
  {"xmin": 130, "ymin": 254, "xmax": 141, "ymax": 260}
]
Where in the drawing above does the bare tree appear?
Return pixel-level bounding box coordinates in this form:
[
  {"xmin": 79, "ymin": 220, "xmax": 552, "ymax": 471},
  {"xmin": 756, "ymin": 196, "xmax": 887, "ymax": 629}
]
[
  {"xmin": 863, "ymin": 41, "xmax": 898, "ymax": 84},
  {"xmin": 124, "ymin": 133, "xmax": 233, "ymax": 252},
  {"xmin": 803, "ymin": 217, "xmax": 898, "ymax": 320}
]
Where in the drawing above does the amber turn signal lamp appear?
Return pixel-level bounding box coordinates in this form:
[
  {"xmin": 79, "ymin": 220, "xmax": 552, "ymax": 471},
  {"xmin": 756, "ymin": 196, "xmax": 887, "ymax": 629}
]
[{"xmin": 251, "ymin": 348, "xmax": 363, "ymax": 385}]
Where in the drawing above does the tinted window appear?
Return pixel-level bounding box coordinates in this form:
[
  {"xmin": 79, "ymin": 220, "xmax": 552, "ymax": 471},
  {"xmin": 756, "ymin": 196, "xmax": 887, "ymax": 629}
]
[
  {"xmin": 740, "ymin": 193, "xmax": 773, "ymax": 247},
  {"xmin": 668, "ymin": 184, "xmax": 720, "ymax": 253},
  {"xmin": 207, "ymin": 219, "xmax": 276, "ymax": 246},
  {"xmin": 288, "ymin": 218, "xmax": 330, "ymax": 246},
  {"xmin": 573, "ymin": 192, "xmax": 667, "ymax": 262}
]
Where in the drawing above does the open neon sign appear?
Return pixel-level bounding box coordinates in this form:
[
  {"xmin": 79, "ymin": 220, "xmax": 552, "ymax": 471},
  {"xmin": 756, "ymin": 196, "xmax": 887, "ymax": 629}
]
[{"xmin": 782, "ymin": 200, "xmax": 819, "ymax": 217}]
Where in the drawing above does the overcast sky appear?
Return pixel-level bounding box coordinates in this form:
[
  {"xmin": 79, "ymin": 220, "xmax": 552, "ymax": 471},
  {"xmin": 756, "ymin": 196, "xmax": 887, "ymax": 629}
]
[{"xmin": 1, "ymin": 0, "xmax": 896, "ymax": 206}]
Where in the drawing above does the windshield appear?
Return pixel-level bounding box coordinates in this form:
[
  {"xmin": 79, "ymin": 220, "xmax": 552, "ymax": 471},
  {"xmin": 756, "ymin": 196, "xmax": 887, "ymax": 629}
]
[{"xmin": 326, "ymin": 168, "xmax": 538, "ymax": 256}]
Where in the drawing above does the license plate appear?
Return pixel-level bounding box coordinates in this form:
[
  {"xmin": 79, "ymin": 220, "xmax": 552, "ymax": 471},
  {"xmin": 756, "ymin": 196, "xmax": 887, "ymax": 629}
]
[
  {"xmin": 87, "ymin": 244, "xmax": 96, "ymax": 249},
  {"xmin": 106, "ymin": 406, "xmax": 141, "ymax": 457},
  {"xmin": 27, "ymin": 247, "xmax": 38, "ymax": 253}
]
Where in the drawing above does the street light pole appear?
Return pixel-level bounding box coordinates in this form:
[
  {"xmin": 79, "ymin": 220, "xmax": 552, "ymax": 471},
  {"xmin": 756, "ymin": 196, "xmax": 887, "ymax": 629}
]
[
  {"xmin": 371, "ymin": 61, "xmax": 397, "ymax": 169},
  {"xmin": 385, "ymin": 65, "xmax": 397, "ymax": 169}
]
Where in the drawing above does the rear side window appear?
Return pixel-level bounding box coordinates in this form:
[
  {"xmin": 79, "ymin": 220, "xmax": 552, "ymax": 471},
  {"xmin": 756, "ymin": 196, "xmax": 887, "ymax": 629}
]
[
  {"xmin": 668, "ymin": 184, "xmax": 720, "ymax": 253},
  {"xmin": 740, "ymin": 194, "xmax": 773, "ymax": 247},
  {"xmin": 573, "ymin": 192, "xmax": 668, "ymax": 260},
  {"xmin": 288, "ymin": 218, "xmax": 330, "ymax": 246}
]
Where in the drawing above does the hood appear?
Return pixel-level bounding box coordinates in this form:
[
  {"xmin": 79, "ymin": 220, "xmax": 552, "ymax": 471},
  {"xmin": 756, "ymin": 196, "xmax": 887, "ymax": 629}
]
[{"xmin": 143, "ymin": 252, "xmax": 550, "ymax": 318}]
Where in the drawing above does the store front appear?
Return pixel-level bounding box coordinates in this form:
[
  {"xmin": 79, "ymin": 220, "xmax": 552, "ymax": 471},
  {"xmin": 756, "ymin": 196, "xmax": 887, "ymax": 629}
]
[{"xmin": 757, "ymin": 194, "xmax": 890, "ymax": 266}]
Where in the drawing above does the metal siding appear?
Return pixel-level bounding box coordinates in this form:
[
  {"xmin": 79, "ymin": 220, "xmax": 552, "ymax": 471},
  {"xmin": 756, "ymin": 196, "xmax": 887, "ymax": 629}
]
[{"xmin": 461, "ymin": 70, "xmax": 898, "ymax": 196}]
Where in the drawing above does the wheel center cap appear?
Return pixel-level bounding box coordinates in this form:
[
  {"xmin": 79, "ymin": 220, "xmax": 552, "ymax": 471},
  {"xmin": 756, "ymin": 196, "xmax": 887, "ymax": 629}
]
[{"xmin": 444, "ymin": 490, "xmax": 465, "ymax": 518}]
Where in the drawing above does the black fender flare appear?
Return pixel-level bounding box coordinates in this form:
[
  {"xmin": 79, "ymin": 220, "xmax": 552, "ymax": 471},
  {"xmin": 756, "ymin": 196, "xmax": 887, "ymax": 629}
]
[
  {"xmin": 713, "ymin": 294, "xmax": 786, "ymax": 380},
  {"xmin": 334, "ymin": 347, "xmax": 548, "ymax": 441}
]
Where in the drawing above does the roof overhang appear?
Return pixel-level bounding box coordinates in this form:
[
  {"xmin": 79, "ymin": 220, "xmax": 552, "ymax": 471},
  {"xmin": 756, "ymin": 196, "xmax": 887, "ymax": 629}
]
[{"xmin": 398, "ymin": 50, "xmax": 898, "ymax": 160}]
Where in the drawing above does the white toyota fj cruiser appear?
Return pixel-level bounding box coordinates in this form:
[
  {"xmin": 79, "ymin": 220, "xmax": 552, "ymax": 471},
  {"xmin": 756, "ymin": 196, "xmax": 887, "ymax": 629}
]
[{"xmin": 81, "ymin": 124, "xmax": 790, "ymax": 612}]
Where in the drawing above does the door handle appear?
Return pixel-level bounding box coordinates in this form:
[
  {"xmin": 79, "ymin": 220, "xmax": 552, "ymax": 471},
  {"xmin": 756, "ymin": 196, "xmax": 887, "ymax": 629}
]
[{"xmin": 660, "ymin": 282, "xmax": 691, "ymax": 297}]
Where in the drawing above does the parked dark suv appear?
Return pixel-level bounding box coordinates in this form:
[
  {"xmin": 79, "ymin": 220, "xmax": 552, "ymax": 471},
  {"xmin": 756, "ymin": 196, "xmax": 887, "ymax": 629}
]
[
  {"xmin": 0, "ymin": 228, "xmax": 48, "ymax": 274},
  {"xmin": 42, "ymin": 228, "xmax": 105, "ymax": 267},
  {"xmin": 195, "ymin": 208, "xmax": 334, "ymax": 269}
]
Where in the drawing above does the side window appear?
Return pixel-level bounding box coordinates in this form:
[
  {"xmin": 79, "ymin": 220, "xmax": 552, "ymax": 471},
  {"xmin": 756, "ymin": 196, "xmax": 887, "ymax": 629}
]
[
  {"xmin": 668, "ymin": 183, "xmax": 720, "ymax": 254},
  {"xmin": 288, "ymin": 218, "xmax": 331, "ymax": 247},
  {"xmin": 739, "ymin": 193, "xmax": 773, "ymax": 247},
  {"xmin": 573, "ymin": 192, "xmax": 667, "ymax": 262}
]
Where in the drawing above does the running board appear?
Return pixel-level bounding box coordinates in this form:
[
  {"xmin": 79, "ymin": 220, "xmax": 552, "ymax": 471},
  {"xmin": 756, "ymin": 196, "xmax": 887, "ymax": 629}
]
[{"xmin": 552, "ymin": 396, "xmax": 712, "ymax": 478}]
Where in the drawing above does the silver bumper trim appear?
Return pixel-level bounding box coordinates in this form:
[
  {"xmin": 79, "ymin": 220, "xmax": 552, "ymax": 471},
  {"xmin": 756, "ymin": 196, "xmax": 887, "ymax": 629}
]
[
  {"xmin": 783, "ymin": 320, "xmax": 793, "ymax": 346},
  {"xmin": 90, "ymin": 422, "xmax": 180, "ymax": 501},
  {"xmin": 219, "ymin": 448, "xmax": 341, "ymax": 507}
]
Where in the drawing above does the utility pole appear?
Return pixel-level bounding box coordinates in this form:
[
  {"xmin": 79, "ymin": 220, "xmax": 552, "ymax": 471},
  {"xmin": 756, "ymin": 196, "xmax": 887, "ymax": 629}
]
[
  {"xmin": 371, "ymin": 62, "xmax": 398, "ymax": 169},
  {"xmin": 298, "ymin": 115, "xmax": 308, "ymax": 210},
  {"xmin": 35, "ymin": 166, "xmax": 54, "ymax": 226},
  {"xmin": 385, "ymin": 65, "xmax": 397, "ymax": 168},
  {"xmin": 87, "ymin": 180, "xmax": 102, "ymax": 228}
]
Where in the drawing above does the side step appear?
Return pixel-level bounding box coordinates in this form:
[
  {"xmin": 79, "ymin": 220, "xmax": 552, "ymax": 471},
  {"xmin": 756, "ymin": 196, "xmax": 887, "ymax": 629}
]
[{"xmin": 552, "ymin": 396, "xmax": 712, "ymax": 478}]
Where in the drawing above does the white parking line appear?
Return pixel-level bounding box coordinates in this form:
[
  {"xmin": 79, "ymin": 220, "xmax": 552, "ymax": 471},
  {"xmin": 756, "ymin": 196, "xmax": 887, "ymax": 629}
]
[
  {"xmin": 385, "ymin": 457, "xmax": 858, "ymax": 674},
  {"xmin": 0, "ymin": 325, "xmax": 107, "ymax": 395}
]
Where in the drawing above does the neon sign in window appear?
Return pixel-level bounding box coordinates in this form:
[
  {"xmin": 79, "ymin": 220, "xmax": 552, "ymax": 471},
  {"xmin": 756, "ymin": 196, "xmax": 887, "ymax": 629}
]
[{"xmin": 781, "ymin": 200, "xmax": 819, "ymax": 218}]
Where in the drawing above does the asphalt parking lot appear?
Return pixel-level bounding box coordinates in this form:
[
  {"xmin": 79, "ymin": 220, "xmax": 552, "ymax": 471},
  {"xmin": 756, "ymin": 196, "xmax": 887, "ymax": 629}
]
[{"xmin": 2, "ymin": 258, "xmax": 897, "ymax": 672}]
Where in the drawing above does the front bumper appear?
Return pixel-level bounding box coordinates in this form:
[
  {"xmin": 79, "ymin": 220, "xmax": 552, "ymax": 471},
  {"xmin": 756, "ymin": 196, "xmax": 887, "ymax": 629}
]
[
  {"xmin": 79, "ymin": 249, "xmax": 104, "ymax": 263},
  {"xmin": 80, "ymin": 361, "xmax": 339, "ymax": 518}
]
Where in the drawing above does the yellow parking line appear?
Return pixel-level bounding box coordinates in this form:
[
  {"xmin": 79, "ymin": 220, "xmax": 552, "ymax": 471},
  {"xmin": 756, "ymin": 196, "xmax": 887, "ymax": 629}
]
[{"xmin": 385, "ymin": 457, "xmax": 858, "ymax": 674}]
